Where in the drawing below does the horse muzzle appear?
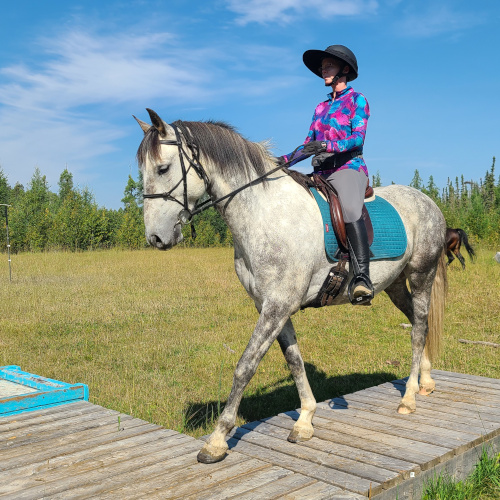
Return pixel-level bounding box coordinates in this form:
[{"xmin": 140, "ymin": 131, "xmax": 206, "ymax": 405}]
[{"xmin": 148, "ymin": 226, "xmax": 183, "ymax": 250}]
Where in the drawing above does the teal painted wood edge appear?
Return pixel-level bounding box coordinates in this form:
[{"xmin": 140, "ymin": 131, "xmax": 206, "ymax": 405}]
[{"xmin": 0, "ymin": 365, "xmax": 89, "ymax": 416}]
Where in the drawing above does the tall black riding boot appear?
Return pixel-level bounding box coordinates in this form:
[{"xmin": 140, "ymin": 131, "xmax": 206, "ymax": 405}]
[{"xmin": 345, "ymin": 217, "xmax": 374, "ymax": 305}]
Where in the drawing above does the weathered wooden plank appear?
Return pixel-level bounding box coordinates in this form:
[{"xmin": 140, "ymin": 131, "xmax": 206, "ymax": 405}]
[
  {"xmin": 159, "ymin": 464, "xmax": 292, "ymax": 500},
  {"xmin": 433, "ymin": 369, "xmax": 500, "ymax": 386},
  {"xmin": 0, "ymin": 411, "xmax": 136, "ymax": 452},
  {"xmin": 276, "ymin": 480, "xmax": 365, "ymax": 500},
  {"xmin": 79, "ymin": 449, "xmax": 253, "ymax": 500},
  {"xmin": 432, "ymin": 375, "xmax": 500, "ymax": 396},
  {"xmin": 0, "ymin": 427, "xmax": 178, "ymax": 486},
  {"xmin": 332, "ymin": 392, "xmax": 500, "ymax": 437},
  {"xmin": 224, "ymin": 435, "xmax": 375, "ymax": 497},
  {"xmin": 422, "ymin": 382, "xmax": 500, "ymax": 405},
  {"xmin": 227, "ymin": 473, "xmax": 316, "ymax": 500},
  {"xmin": 390, "ymin": 379, "xmax": 500, "ymax": 408},
  {"xmin": 1, "ymin": 420, "xmax": 162, "ymax": 472},
  {"xmin": 312, "ymin": 406, "xmax": 475, "ymax": 454},
  {"xmin": 386, "ymin": 379, "xmax": 500, "ymax": 406},
  {"xmin": 372, "ymin": 433, "xmax": 500, "ymax": 500},
  {"xmin": 0, "ymin": 401, "xmax": 105, "ymax": 433},
  {"xmin": 0, "ymin": 416, "xmax": 153, "ymax": 464},
  {"xmin": 245, "ymin": 419, "xmax": 419, "ymax": 480},
  {"xmin": 265, "ymin": 414, "xmax": 433, "ymax": 468},
  {"xmin": 279, "ymin": 411, "xmax": 453, "ymax": 469},
  {"xmin": 0, "ymin": 401, "xmax": 93, "ymax": 427},
  {"xmin": 231, "ymin": 424, "xmax": 399, "ymax": 489},
  {"xmin": 1, "ymin": 439, "xmax": 204, "ymax": 500},
  {"xmin": 0, "ymin": 431, "xmax": 196, "ymax": 496},
  {"xmin": 316, "ymin": 400, "xmax": 482, "ymax": 442},
  {"xmin": 357, "ymin": 385, "xmax": 500, "ymax": 423},
  {"xmin": 0, "ymin": 407, "xmax": 124, "ymax": 445}
]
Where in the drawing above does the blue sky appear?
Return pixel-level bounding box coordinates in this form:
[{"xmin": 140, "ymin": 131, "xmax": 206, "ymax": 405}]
[{"xmin": 0, "ymin": 0, "xmax": 498, "ymax": 209}]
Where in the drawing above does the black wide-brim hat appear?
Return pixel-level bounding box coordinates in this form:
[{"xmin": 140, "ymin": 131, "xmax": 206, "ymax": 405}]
[{"xmin": 303, "ymin": 45, "xmax": 358, "ymax": 81}]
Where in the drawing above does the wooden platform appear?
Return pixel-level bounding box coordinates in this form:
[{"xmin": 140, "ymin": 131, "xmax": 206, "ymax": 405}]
[{"xmin": 0, "ymin": 370, "xmax": 499, "ymax": 499}]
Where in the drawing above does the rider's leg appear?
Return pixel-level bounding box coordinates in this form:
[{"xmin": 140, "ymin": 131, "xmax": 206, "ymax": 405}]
[
  {"xmin": 345, "ymin": 217, "xmax": 373, "ymax": 301},
  {"xmin": 326, "ymin": 168, "xmax": 373, "ymax": 304}
]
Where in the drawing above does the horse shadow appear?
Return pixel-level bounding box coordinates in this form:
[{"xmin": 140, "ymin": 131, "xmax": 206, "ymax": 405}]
[{"xmin": 182, "ymin": 362, "xmax": 400, "ymax": 432}]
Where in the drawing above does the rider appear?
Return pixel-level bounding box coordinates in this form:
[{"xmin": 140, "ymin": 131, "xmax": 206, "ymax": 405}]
[{"xmin": 279, "ymin": 44, "xmax": 373, "ymax": 305}]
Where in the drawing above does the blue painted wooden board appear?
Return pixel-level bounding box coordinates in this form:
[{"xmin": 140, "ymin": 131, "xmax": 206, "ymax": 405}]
[{"xmin": 0, "ymin": 365, "xmax": 89, "ymax": 416}]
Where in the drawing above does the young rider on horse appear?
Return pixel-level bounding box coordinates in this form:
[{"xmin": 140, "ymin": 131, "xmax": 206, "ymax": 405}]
[{"xmin": 279, "ymin": 44, "xmax": 373, "ymax": 305}]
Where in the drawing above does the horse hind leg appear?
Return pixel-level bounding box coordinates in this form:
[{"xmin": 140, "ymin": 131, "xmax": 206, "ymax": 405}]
[
  {"xmin": 418, "ymin": 254, "xmax": 446, "ymax": 397},
  {"xmin": 384, "ymin": 270, "xmax": 436, "ymax": 413},
  {"xmin": 456, "ymin": 250, "xmax": 466, "ymax": 269},
  {"xmin": 277, "ymin": 319, "xmax": 316, "ymax": 443}
]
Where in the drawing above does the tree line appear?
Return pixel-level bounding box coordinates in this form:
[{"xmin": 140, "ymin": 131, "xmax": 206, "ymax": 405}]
[{"xmin": 0, "ymin": 157, "xmax": 498, "ymax": 253}]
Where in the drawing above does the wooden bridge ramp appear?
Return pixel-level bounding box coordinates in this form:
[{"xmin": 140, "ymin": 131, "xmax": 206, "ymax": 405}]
[{"xmin": 0, "ymin": 370, "xmax": 499, "ymax": 499}]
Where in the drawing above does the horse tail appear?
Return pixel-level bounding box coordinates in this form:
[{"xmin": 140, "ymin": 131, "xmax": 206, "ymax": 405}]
[
  {"xmin": 457, "ymin": 228, "xmax": 476, "ymax": 261},
  {"xmin": 426, "ymin": 248, "xmax": 448, "ymax": 362}
]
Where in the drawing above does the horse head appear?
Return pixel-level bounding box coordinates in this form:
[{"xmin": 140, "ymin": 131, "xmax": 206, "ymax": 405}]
[{"xmin": 135, "ymin": 109, "xmax": 207, "ymax": 250}]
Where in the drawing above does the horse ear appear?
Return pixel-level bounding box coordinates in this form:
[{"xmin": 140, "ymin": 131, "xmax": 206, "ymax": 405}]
[
  {"xmin": 146, "ymin": 108, "xmax": 168, "ymax": 137},
  {"xmin": 133, "ymin": 115, "xmax": 151, "ymax": 134}
]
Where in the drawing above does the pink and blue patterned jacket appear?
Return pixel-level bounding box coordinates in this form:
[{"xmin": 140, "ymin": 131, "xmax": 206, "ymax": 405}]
[{"xmin": 283, "ymin": 86, "xmax": 369, "ymax": 176}]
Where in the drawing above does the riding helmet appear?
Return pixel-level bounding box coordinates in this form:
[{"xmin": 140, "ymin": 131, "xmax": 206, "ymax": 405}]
[{"xmin": 303, "ymin": 45, "xmax": 358, "ymax": 81}]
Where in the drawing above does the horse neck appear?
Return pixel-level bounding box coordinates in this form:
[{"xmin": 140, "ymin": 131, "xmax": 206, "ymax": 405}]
[{"xmin": 203, "ymin": 159, "xmax": 279, "ymax": 237}]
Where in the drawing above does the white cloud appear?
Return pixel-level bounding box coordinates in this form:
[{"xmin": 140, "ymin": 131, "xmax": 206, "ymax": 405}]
[
  {"xmin": 225, "ymin": 0, "xmax": 378, "ymax": 25},
  {"xmin": 0, "ymin": 31, "xmax": 213, "ymax": 112},
  {"xmin": 0, "ymin": 27, "xmax": 299, "ymax": 195},
  {"xmin": 0, "ymin": 29, "xmax": 215, "ymax": 190},
  {"xmin": 394, "ymin": 4, "xmax": 484, "ymax": 38}
]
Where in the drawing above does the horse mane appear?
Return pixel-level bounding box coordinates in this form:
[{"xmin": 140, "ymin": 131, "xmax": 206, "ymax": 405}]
[{"xmin": 137, "ymin": 119, "xmax": 275, "ymax": 182}]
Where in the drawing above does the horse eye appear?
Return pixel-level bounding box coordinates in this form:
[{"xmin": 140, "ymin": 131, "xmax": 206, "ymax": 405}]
[{"xmin": 158, "ymin": 164, "xmax": 170, "ymax": 175}]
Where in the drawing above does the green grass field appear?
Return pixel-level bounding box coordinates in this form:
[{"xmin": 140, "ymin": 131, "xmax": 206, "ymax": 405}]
[{"xmin": 0, "ymin": 246, "xmax": 498, "ymax": 437}]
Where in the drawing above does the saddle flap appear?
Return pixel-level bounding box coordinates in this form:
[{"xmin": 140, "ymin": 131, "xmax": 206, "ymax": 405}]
[
  {"xmin": 312, "ymin": 173, "xmax": 373, "ymax": 251},
  {"xmin": 313, "ymin": 174, "xmax": 348, "ymax": 252}
]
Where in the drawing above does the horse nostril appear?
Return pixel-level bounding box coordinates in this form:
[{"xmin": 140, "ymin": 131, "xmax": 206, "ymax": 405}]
[{"xmin": 150, "ymin": 234, "xmax": 164, "ymax": 248}]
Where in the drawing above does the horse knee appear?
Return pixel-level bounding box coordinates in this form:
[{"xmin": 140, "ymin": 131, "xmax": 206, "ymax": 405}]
[{"xmin": 234, "ymin": 363, "xmax": 253, "ymax": 385}]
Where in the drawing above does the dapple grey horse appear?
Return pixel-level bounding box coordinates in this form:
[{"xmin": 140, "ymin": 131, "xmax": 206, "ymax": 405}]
[{"xmin": 135, "ymin": 109, "xmax": 447, "ymax": 464}]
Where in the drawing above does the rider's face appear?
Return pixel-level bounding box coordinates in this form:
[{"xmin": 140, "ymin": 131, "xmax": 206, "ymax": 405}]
[{"xmin": 320, "ymin": 58, "xmax": 341, "ymax": 84}]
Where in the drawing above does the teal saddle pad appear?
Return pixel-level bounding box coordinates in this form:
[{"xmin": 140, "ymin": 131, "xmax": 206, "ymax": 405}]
[{"xmin": 310, "ymin": 188, "xmax": 407, "ymax": 261}]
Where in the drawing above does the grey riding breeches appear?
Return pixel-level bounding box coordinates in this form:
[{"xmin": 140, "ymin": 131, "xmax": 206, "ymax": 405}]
[{"xmin": 326, "ymin": 168, "xmax": 368, "ymax": 223}]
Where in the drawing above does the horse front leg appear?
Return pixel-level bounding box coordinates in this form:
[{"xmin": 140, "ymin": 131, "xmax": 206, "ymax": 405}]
[
  {"xmin": 277, "ymin": 319, "xmax": 316, "ymax": 443},
  {"xmin": 197, "ymin": 305, "xmax": 290, "ymax": 464}
]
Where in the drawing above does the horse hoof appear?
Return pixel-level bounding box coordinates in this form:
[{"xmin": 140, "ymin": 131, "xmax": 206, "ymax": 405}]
[
  {"xmin": 419, "ymin": 384, "xmax": 435, "ymax": 396},
  {"xmin": 287, "ymin": 426, "xmax": 314, "ymax": 443},
  {"xmin": 197, "ymin": 443, "xmax": 228, "ymax": 464},
  {"xmin": 397, "ymin": 403, "xmax": 416, "ymax": 414}
]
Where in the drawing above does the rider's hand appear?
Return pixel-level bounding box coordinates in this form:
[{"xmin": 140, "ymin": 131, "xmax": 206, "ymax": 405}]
[
  {"xmin": 275, "ymin": 156, "xmax": 287, "ymax": 166},
  {"xmin": 302, "ymin": 141, "xmax": 327, "ymax": 155}
]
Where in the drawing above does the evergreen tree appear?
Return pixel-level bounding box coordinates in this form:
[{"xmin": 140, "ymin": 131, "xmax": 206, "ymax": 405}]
[
  {"xmin": 0, "ymin": 167, "xmax": 9, "ymax": 205},
  {"xmin": 409, "ymin": 169, "xmax": 423, "ymax": 190},
  {"xmin": 115, "ymin": 174, "xmax": 146, "ymax": 248},
  {"xmin": 58, "ymin": 168, "xmax": 74, "ymax": 202},
  {"xmin": 15, "ymin": 168, "xmax": 53, "ymax": 251},
  {"xmin": 482, "ymin": 157, "xmax": 496, "ymax": 211},
  {"xmin": 424, "ymin": 175, "xmax": 439, "ymax": 201}
]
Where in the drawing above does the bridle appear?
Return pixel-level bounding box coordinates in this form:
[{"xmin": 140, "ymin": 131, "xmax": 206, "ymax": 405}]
[
  {"xmin": 142, "ymin": 122, "xmax": 296, "ymax": 238},
  {"xmin": 142, "ymin": 123, "xmax": 209, "ymax": 236}
]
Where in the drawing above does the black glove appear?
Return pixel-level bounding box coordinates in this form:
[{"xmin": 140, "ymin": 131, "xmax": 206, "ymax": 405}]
[
  {"xmin": 302, "ymin": 141, "xmax": 327, "ymax": 155},
  {"xmin": 275, "ymin": 156, "xmax": 287, "ymax": 166}
]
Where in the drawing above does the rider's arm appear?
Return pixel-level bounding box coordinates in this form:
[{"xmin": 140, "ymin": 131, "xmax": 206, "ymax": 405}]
[{"xmin": 280, "ymin": 111, "xmax": 318, "ymax": 166}]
